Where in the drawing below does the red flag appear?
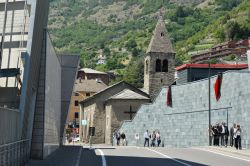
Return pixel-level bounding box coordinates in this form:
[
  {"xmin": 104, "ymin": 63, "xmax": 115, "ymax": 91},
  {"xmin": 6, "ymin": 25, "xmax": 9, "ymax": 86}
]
[
  {"xmin": 214, "ymin": 73, "xmax": 223, "ymax": 101},
  {"xmin": 166, "ymin": 86, "xmax": 172, "ymax": 107}
]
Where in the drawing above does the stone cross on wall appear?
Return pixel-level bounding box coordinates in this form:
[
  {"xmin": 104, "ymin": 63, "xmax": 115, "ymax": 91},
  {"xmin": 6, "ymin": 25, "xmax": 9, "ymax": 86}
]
[{"xmin": 124, "ymin": 105, "xmax": 136, "ymax": 120}]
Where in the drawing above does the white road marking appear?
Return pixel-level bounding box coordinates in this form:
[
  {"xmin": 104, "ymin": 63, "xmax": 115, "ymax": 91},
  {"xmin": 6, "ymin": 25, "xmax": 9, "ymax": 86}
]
[
  {"xmin": 146, "ymin": 148, "xmax": 192, "ymax": 166},
  {"xmin": 97, "ymin": 149, "xmax": 107, "ymax": 166},
  {"xmin": 76, "ymin": 147, "xmax": 82, "ymax": 166},
  {"xmin": 194, "ymin": 148, "xmax": 250, "ymax": 162}
]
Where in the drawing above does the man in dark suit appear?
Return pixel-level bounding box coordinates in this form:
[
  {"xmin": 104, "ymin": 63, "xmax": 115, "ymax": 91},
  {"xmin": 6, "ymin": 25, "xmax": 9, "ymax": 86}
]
[
  {"xmin": 230, "ymin": 123, "xmax": 236, "ymax": 147},
  {"xmin": 223, "ymin": 122, "xmax": 229, "ymax": 147}
]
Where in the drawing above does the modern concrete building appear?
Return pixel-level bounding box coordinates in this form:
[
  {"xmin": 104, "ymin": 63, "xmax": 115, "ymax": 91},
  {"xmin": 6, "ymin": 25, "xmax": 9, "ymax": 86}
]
[
  {"xmin": 0, "ymin": 0, "xmax": 79, "ymax": 164},
  {"xmin": 176, "ymin": 63, "xmax": 248, "ymax": 84}
]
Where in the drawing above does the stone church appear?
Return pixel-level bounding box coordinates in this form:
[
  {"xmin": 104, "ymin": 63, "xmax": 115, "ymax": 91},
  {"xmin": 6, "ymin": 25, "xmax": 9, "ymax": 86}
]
[{"xmin": 80, "ymin": 16, "xmax": 175, "ymax": 144}]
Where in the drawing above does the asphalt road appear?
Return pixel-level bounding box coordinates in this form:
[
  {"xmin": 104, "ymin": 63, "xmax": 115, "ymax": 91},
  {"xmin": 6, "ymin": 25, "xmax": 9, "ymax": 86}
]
[
  {"xmin": 26, "ymin": 145, "xmax": 250, "ymax": 166},
  {"xmin": 80, "ymin": 146, "xmax": 250, "ymax": 166}
]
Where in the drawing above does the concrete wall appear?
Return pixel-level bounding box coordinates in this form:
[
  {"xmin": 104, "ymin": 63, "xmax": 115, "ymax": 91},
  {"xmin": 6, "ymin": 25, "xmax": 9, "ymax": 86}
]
[
  {"xmin": 43, "ymin": 34, "xmax": 61, "ymax": 158},
  {"xmin": 0, "ymin": 87, "xmax": 19, "ymax": 108},
  {"xmin": 0, "ymin": 107, "xmax": 21, "ymax": 144},
  {"xmin": 31, "ymin": 35, "xmax": 79, "ymax": 159},
  {"xmin": 20, "ymin": 0, "xmax": 49, "ymax": 141},
  {"xmin": 120, "ymin": 71, "xmax": 250, "ymax": 149},
  {"xmin": 58, "ymin": 54, "xmax": 79, "ymax": 145}
]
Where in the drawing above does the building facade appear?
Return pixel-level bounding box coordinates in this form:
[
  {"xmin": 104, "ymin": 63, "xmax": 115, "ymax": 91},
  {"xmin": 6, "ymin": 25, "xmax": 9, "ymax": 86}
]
[
  {"xmin": 80, "ymin": 82, "xmax": 150, "ymax": 144},
  {"xmin": 66, "ymin": 79, "xmax": 107, "ymax": 135},
  {"xmin": 176, "ymin": 63, "xmax": 248, "ymax": 84},
  {"xmin": 0, "ymin": 0, "xmax": 79, "ymax": 162},
  {"xmin": 77, "ymin": 68, "xmax": 109, "ymax": 85}
]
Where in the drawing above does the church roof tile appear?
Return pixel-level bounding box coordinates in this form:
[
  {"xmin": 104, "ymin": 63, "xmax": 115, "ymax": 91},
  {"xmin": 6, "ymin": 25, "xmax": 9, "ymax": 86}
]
[
  {"xmin": 147, "ymin": 18, "xmax": 174, "ymax": 54},
  {"xmin": 108, "ymin": 89, "xmax": 150, "ymax": 100}
]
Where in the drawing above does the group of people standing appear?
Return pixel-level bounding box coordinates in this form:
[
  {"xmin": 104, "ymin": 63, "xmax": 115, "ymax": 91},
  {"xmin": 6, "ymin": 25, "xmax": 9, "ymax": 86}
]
[
  {"xmin": 209, "ymin": 122, "xmax": 242, "ymax": 150},
  {"xmin": 144, "ymin": 130, "xmax": 161, "ymax": 147},
  {"xmin": 113, "ymin": 131, "xmax": 127, "ymax": 146}
]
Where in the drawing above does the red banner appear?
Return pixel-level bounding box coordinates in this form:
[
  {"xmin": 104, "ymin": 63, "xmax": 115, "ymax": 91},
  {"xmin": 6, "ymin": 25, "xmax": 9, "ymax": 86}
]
[
  {"xmin": 214, "ymin": 73, "xmax": 223, "ymax": 101},
  {"xmin": 166, "ymin": 86, "xmax": 172, "ymax": 107}
]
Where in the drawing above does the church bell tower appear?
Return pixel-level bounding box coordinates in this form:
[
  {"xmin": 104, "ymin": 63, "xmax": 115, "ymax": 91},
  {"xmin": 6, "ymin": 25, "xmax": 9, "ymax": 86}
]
[{"xmin": 144, "ymin": 16, "xmax": 175, "ymax": 100}]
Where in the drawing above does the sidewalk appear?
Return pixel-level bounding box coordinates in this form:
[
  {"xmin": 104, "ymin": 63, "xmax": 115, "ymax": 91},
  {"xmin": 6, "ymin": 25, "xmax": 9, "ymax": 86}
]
[
  {"xmin": 26, "ymin": 146, "xmax": 82, "ymax": 166},
  {"xmin": 196, "ymin": 146, "xmax": 250, "ymax": 158}
]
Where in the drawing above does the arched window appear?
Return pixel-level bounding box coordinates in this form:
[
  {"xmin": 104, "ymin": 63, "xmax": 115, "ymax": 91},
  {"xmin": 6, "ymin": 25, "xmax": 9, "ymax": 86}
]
[
  {"xmin": 162, "ymin": 59, "xmax": 168, "ymax": 72},
  {"xmin": 161, "ymin": 32, "xmax": 164, "ymax": 37},
  {"xmin": 155, "ymin": 59, "xmax": 161, "ymax": 72},
  {"xmin": 145, "ymin": 60, "xmax": 149, "ymax": 74}
]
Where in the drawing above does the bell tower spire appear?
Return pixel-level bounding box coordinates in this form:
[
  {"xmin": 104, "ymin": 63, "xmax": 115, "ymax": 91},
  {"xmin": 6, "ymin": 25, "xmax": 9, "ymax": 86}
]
[{"xmin": 144, "ymin": 11, "xmax": 175, "ymax": 100}]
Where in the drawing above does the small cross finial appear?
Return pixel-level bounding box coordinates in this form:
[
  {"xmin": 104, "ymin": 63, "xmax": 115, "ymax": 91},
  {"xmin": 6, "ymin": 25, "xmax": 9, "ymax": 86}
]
[{"xmin": 159, "ymin": 6, "xmax": 165, "ymax": 20}]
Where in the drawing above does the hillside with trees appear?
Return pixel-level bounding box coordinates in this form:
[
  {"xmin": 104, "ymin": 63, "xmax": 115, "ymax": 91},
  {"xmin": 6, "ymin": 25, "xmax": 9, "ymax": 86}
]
[{"xmin": 48, "ymin": 0, "xmax": 250, "ymax": 87}]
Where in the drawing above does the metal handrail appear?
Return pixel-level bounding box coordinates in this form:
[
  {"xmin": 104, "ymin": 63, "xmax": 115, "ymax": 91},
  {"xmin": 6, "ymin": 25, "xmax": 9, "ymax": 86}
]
[
  {"xmin": 0, "ymin": 139, "xmax": 30, "ymax": 166},
  {"xmin": 0, "ymin": 139, "xmax": 29, "ymax": 148}
]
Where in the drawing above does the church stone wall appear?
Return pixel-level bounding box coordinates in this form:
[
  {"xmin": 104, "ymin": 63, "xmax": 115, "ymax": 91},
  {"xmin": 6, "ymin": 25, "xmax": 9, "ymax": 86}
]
[
  {"xmin": 93, "ymin": 104, "xmax": 106, "ymax": 143},
  {"xmin": 145, "ymin": 52, "xmax": 175, "ymax": 100},
  {"xmin": 82, "ymin": 82, "xmax": 149, "ymax": 144},
  {"xmin": 120, "ymin": 71, "xmax": 250, "ymax": 149},
  {"xmin": 105, "ymin": 99, "xmax": 151, "ymax": 144}
]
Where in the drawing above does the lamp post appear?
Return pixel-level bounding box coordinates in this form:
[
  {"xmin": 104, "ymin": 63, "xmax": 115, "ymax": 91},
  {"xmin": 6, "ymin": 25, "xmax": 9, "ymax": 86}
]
[{"xmin": 208, "ymin": 57, "xmax": 212, "ymax": 146}]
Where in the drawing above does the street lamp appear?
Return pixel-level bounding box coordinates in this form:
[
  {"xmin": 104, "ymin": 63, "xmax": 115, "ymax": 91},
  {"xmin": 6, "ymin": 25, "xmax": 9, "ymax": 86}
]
[{"xmin": 208, "ymin": 57, "xmax": 212, "ymax": 146}]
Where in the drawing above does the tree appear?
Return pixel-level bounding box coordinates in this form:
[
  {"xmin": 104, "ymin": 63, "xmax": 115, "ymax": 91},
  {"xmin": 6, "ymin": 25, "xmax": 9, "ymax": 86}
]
[
  {"xmin": 125, "ymin": 39, "xmax": 137, "ymax": 51},
  {"xmin": 103, "ymin": 47, "xmax": 111, "ymax": 56},
  {"xmin": 225, "ymin": 21, "xmax": 240, "ymax": 40},
  {"xmin": 132, "ymin": 48, "xmax": 139, "ymax": 57},
  {"xmin": 123, "ymin": 57, "xmax": 144, "ymax": 88}
]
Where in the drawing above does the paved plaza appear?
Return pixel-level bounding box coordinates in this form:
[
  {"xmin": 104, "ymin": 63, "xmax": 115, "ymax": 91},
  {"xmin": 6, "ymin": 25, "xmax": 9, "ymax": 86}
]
[{"xmin": 26, "ymin": 145, "xmax": 250, "ymax": 166}]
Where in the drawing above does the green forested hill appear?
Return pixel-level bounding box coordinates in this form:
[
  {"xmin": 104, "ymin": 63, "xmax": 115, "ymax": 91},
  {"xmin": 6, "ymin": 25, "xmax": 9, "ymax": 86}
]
[{"xmin": 48, "ymin": 0, "xmax": 250, "ymax": 87}]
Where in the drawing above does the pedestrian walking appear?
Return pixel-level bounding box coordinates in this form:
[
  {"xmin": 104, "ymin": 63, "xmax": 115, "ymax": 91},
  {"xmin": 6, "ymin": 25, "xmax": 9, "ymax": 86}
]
[
  {"xmin": 235, "ymin": 124, "xmax": 242, "ymax": 150},
  {"xmin": 112, "ymin": 131, "xmax": 117, "ymax": 146},
  {"xmin": 150, "ymin": 131, "xmax": 156, "ymax": 147},
  {"xmin": 120, "ymin": 132, "xmax": 126, "ymax": 146},
  {"xmin": 116, "ymin": 131, "xmax": 121, "ymax": 146},
  {"xmin": 218, "ymin": 123, "xmax": 223, "ymax": 146},
  {"xmin": 230, "ymin": 123, "xmax": 236, "ymax": 147},
  {"xmin": 223, "ymin": 122, "xmax": 229, "ymax": 147},
  {"xmin": 144, "ymin": 130, "xmax": 149, "ymax": 147},
  {"xmin": 208, "ymin": 125, "xmax": 214, "ymax": 145},
  {"xmin": 156, "ymin": 131, "xmax": 161, "ymax": 147},
  {"xmin": 213, "ymin": 124, "xmax": 219, "ymax": 146}
]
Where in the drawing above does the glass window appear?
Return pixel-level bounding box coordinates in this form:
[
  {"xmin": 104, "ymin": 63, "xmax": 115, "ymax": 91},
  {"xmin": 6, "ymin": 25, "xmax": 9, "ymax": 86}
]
[
  {"xmin": 75, "ymin": 100, "xmax": 79, "ymax": 106},
  {"xmin": 145, "ymin": 60, "xmax": 149, "ymax": 74},
  {"xmin": 74, "ymin": 112, "xmax": 79, "ymax": 119}
]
